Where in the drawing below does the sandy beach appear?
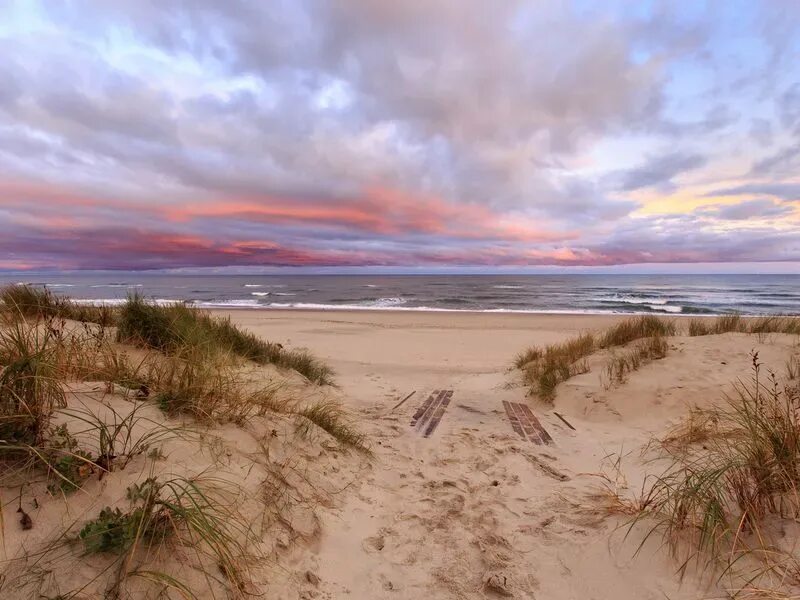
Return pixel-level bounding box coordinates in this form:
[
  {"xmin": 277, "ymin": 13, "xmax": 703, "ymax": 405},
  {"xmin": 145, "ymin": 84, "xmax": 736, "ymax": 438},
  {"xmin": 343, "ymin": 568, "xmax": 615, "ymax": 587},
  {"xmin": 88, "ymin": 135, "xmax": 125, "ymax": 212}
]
[
  {"xmin": 211, "ymin": 309, "xmax": 799, "ymax": 599},
  {"xmin": 2, "ymin": 301, "xmax": 799, "ymax": 599}
]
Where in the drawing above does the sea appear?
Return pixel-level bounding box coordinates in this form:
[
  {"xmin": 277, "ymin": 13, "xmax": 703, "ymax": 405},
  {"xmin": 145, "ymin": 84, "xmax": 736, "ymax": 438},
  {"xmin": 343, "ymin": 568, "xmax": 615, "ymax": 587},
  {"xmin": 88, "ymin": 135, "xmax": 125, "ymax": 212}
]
[{"xmin": 1, "ymin": 272, "xmax": 798, "ymax": 316}]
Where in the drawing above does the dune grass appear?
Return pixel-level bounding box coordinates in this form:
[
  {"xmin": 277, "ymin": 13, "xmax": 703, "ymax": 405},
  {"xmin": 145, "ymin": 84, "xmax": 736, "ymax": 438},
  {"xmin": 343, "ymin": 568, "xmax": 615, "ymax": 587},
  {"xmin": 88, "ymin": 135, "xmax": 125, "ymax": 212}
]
[
  {"xmin": 148, "ymin": 348, "xmax": 284, "ymax": 423},
  {"xmin": 0, "ymin": 298, "xmax": 361, "ymax": 598},
  {"xmin": 787, "ymin": 354, "xmax": 800, "ymax": 380},
  {"xmin": 117, "ymin": 295, "xmax": 334, "ymax": 384},
  {"xmin": 296, "ymin": 399, "xmax": 371, "ymax": 454},
  {"xmin": 516, "ymin": 316, "xmax": 675, "ymax": 401},
  {"xmin": 687, "ymin": 314, "xmax": 800, "ymax": 337},
  {"xmin": 0, "ymin": 284, "xmax": 117, "ymax": 326},
  {"xmin": 69, "ymin": 475, "xmax": 255, "ymax": 598},
  {"xmin": 598, "ymin": 315, "xmax": 676, "ymax": 348},
  {"xmin": 604, "ymin": 333, "xmax": 668, "ymax": 386},
  {"xmin": 634, "ymin": 354, "xmax": 800, "ymax": 584},
  {"xmin": 514, "ymin": 333, "xmax": 594, "ymax": 401},
  {"xmin": 0, "ymin": 314, "xmax": 66, "ymax": 447}
]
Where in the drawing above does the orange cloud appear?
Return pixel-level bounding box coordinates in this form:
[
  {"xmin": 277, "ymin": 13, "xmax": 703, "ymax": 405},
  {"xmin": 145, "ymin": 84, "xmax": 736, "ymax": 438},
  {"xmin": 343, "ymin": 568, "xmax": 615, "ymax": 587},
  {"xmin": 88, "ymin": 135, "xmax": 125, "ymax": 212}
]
[{"xmin": 167, "ymin": 185, "xmax": 572, "ymax": 243}]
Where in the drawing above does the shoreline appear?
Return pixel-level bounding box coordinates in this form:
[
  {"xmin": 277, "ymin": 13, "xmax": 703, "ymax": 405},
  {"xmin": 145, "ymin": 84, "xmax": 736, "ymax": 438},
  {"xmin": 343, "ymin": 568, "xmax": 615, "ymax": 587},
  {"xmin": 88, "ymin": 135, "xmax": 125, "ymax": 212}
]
[{"xmin": 67, "ymin": 298, "xmax": 798, "ymax": 317}]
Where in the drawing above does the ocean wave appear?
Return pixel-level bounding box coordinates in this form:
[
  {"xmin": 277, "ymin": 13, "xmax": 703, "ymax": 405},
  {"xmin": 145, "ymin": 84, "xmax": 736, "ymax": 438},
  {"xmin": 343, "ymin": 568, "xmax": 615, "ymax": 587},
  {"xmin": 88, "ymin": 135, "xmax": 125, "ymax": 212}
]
[
  {"xmin": 195, "ymin": 299, "xmax": 262, "ymax": 308},
  {"xmin": 251, "ymin": 292, "xmax": 271, "ymax": 297},
  {"xmin": 89, "ymin": 284, "xmax": 142, "ymax": 288},
  {"xmin": 243, "ymin": 284, "xmax": 286, "ymax": 288},
  {"xmin": 492, "ymin": 285, "xmax": 525, "ymax": 289},
  {"xmin": 597, "ymin": 295, "xmax": 669, "ymax": 305},
  {"xmin": 651, "ymin": 304, "xmax": 683, "ymax": 313},
  {"xmin": 260, "ymin": 302, "xmax": 719, "ymax": 315},
  {"xmin": 369, "ymin": 297, "xmax": 406, "ymax": 307},
  {"xmin": 72, "ymin": 298, "xmax": 178, "ymax": 306}
]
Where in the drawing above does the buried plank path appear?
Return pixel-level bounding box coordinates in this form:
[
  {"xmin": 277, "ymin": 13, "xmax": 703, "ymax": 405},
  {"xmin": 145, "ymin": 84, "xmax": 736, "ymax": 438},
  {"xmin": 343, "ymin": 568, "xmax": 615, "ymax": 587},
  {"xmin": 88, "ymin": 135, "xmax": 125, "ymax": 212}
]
[{"xmin": 410, "ymin": 389, "xmax": 454, "ymax": 437}]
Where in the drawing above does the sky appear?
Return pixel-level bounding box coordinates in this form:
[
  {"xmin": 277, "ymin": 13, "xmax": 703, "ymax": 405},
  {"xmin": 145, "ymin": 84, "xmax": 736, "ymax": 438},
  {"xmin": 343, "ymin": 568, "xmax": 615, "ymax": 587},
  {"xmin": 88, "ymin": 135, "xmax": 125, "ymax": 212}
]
[{"xmin": 0, "ymin": 1, "xmax": 799, "ymax": 273}]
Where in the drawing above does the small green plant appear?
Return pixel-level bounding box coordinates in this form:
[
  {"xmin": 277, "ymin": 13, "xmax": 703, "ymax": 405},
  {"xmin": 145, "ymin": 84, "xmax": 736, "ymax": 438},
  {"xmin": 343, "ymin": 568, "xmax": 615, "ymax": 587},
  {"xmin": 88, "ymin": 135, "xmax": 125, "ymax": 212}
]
[
  {"xmin": 79, "ymin": 506, "xmax": 139, "ymax": 554},
  {"xmin": 59, "ymin": 400, "xmax": 184, "ymax": 475},
  {"xmin": 76, "ymin": 475, "xmax": 254, "ymax": 596},
  {"xmin": 44, "ymin": 424, "xmax": 94, "ymax": 493}
]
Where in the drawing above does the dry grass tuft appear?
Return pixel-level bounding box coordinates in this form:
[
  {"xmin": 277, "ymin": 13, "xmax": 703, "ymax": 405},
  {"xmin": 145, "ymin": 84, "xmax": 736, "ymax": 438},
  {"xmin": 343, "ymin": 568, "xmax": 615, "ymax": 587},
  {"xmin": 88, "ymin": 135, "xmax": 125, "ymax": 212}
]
[
  {"xmin": 0, "ymin": 284, "xmax": 117, "ymax": 326},
  {"xmin": 688, "ymin": 315, "xmax": 800, "ymax": 337},
  {"xmin": 516, "ymin": 316, "xmax": 675, "ymax": 401},
  {"xmin": 604, "ymin": 334, "xmax": 668, "ymax": 386},
  {"xmin": 296, "ymin": 399, "xmax": 370, "ymax": 454},
  {"xmin": 149, "ymin": 347, "xmax": 285, "ymax": 423},
  {"xmin": 657, "ymin": 406, "xmax": 727, "ymax": 456},
  {"xmin": 633, "ymin": 353, "xmax": 800, "ymax": 588},
  {"xmin": 787, "ymin": 355, "xmax": 800, "ymax": 381},
  {"xmin": 117, "ymin": 294, "xmax": 334, "ymax": 384},
  {"xmin": 515, "ymin": 333, "xmax": 594, "ymax": 402},
  {"xmin": 598, "ymin": 315, "xmax": 676, "ymax": 348},
  {"xmin": 0, "ymin": 314, "xmax": 66, "ymax": 447}
]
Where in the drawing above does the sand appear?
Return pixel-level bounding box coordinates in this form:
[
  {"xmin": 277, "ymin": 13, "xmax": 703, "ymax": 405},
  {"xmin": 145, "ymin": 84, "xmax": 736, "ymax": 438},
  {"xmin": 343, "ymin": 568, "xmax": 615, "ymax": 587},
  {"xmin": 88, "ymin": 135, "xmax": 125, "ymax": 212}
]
[
  {"xmin": 213, "ymin": 309, "xmax": 798, "ymax": 599},
  {"xmin": 3, "ymin": 309, "xmax": 798, "ymax": 599}
]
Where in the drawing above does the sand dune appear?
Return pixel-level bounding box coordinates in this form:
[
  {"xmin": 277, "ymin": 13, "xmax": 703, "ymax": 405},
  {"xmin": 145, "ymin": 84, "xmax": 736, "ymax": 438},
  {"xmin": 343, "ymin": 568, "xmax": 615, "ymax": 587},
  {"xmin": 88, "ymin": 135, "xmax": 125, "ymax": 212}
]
[
  {"xmin": 216, "ymin": 310, "xmax": 799, "ymax": 599},
  {"xmin": 2, "ymin": 307, "xmax": 798, "ymax": 598}
]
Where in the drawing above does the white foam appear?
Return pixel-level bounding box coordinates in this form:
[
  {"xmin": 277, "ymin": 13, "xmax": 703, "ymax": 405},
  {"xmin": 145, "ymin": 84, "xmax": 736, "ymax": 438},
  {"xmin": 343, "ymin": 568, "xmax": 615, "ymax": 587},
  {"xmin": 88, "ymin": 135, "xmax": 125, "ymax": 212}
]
[
  {"xmin": 195, "ymin": 299, "xmax": 262, "ymax": 308},
  {"xmin": 599, "ymin": 295, "xmax": 669, "ymax": 305},
  {"xmin": 72, "ymin": 298, "xmax": 180, "ymax": 307}
]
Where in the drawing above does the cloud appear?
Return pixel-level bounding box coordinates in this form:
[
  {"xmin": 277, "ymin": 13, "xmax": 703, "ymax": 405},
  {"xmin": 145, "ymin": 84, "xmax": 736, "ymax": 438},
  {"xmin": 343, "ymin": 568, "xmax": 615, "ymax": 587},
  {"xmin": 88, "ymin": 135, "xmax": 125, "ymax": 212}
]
[
  {"xmin": 696, "ymin": 199, "xmax": 794, "ymax": 220},
  {"xmin": 610, "ymin": 152, "xmax": 707, "ymax": 192},
  {"xmin": 0, "ymin": 1, "xmax": 798, "ymax": 270},
  {"xmin": 704, "ymin": 183, "xmax": 800, "ymax": 202}
]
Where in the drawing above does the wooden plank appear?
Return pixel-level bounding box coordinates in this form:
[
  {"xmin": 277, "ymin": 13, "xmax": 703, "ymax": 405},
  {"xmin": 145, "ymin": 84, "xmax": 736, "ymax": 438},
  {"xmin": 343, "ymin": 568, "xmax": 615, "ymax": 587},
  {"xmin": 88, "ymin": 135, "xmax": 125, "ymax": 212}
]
[
  {"xmin": 423, "ymin": 390, "xmax": 453, "ymax": 437},
  {"xmin": 519, "ymin": 404, "xmax": 553, "ymax": 445},
  {"xmin": 392, "ymin": 390, "xmax": 416, "ymax": 411},
  {"xmin": 503, "ymin": 400, "xmax": 526, "ymax": 439},
  {"xmin": 553, "ymin": 411, "xmax": 576, "ymax": 431},
  {"xmin": 410, "ymin": 390, "xmax": 437, "ymax": 427},
  {"xmin": 504, "ymin": 401, "xmax": 553, "ymax": 445},
  {"xmin": 510, "ymin": 401, "xmax": 542, "ymax": 445}
]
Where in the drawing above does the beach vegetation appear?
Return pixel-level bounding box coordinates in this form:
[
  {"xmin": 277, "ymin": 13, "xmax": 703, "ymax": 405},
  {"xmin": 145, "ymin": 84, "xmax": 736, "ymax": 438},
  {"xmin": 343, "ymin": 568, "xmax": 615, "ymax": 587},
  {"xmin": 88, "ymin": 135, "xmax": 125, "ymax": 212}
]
[
  {"xmin": 0, "ymin": 314, "xmax": 66, "ymax": 448},
  {"xmin": 515, "ymin": 316, "xmax": 675, "ymax": 401},
  {"xmin": 72, "ymin": 475, "xmax": 255, "ymax": 597},
  {"xmin": 633, "ymin": 354, "xmax": 800, "ymax": 587},
  {"xmin": 0, "ymin": 284, "xmax": 117, "ymax": 327},
  {"xmin": 687, "ymin": 315, "xmax": 800, "ymax": 337},
  {"xmin": 598, "ymin": 315, "xmax": 676, "ymax": 348},
  {"xmin": 117, "ymin": 294, "xmax": 334, "ymax": 384},
  {"xmin": 295, "ymin": 399, "xmax": 371, "ymax": 454},
  {"xmin": 604, "ymin": 333, "xmax": 668, "ymax": 386}
]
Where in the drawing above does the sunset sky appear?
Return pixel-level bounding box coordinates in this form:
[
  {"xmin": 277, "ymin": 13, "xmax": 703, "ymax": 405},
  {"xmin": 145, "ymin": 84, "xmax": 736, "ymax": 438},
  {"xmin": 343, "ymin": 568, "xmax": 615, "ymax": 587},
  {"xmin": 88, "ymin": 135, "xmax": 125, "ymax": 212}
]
[{"xmin": 1, "ymin": 1, "xmax": 799, "ymax": 272}]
